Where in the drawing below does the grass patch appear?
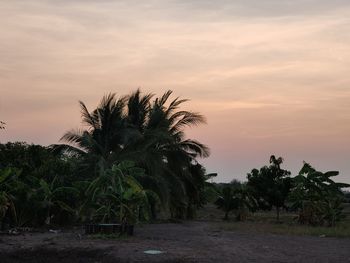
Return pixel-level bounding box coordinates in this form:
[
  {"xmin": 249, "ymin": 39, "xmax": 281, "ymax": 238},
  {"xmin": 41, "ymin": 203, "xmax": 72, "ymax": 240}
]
[{"xmin": 210, "ymin": 211, "xmax": 350, "ymax": 238}]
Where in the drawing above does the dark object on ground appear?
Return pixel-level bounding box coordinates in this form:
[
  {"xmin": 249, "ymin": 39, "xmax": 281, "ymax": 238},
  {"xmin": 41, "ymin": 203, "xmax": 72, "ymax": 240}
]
[{"xmin": 85, "ymin": 223, "xmax": 134, "ymax": 236}]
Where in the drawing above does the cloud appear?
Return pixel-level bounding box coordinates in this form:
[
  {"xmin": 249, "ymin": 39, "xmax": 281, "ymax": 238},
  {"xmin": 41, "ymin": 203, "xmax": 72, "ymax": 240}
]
[{"xmin": 1, "ymin": 0, "xmax": 350, "ymax": 182}]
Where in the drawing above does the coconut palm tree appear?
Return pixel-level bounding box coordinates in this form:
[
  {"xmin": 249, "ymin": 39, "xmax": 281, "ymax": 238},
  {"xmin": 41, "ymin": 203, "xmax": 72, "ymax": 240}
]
[
  {"xmin": 142, "ymin": 90, "xmax": 210, "ymax": 218},
  {"xmin": 111, "ymin": 90, "xmax": 210, "ymax": 218},
  {"xmin": 53, "ymin": 89, "xmax": 210, "ymax": 219}
]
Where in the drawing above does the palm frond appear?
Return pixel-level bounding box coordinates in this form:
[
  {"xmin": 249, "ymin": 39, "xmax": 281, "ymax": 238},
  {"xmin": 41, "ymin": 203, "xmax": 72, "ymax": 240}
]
[
  {"xmin": 156, "ymin": 90, "xmax": 172, "ymax": 107},
  {"xmin": 170, "ymin": 111, "xmax": 206, "ymax": 134},
  {"xmin": 179, "ymin": 139, "xmax": 210, "ymax": 158},
  {"xmin": 79, "ymin": 101, "xmax": 99, "ymax": 129}
]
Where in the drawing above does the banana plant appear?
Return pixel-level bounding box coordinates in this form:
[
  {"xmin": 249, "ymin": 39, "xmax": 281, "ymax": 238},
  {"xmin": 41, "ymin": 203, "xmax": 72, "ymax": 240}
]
[
  {"xmin": 38, "ymin": 176, "xmax": 78, "ymax": 225},
  {"xmin": 289, "ymin": 162, "xmax": 349, "ymax": 226},
  {"xmin": 86, "ymin": 161, "xmax": 157, "ymax": 224}
]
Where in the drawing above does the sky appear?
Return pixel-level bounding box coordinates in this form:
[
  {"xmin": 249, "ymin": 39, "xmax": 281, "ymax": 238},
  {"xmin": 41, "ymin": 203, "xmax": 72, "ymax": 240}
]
[{"xmin": 1, "ymin": 0, "xmax": 350, "ymax": 183}]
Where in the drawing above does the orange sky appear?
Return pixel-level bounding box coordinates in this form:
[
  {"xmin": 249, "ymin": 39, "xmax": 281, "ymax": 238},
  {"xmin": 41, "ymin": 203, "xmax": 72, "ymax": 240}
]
[{"xmin": 1, "ymin": 0, "xmax": 350, "ymax": 183}]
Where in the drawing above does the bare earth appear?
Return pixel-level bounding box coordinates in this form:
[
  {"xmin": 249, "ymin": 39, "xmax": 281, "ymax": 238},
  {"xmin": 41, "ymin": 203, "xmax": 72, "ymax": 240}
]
[{"xmin": 0, "ymin": 221, "xmax": 350, "ymax": 263}]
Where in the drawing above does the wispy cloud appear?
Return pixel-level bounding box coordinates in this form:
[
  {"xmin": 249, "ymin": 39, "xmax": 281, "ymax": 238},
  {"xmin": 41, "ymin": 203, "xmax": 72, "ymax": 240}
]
[{"xmin": 1, "ymin": 0, "xmax": 350, "ymax": 182}]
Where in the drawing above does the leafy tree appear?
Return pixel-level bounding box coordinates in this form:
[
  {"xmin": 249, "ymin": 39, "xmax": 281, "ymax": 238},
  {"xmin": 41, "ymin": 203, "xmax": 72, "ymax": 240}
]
[
  {"xmin": 232, "ymin": 184, "xmax": 257, "ymax": 221},
  {"xmin": 0, "ymin": 142, "xmax": 77, "ymax": 182},
  {"xmin": 215, "ymin": 182, "xmax": 255, "ymax": 221},
  {"xmin": 0, "ymin": 143, "xmax": 79, "ymax": 227},
  {"xmin": 215, "ymin": 185, "xmax": 237, "ymax": 220},
  {"xmin": 247, "ymin": 155, "xmax": 292, "ymax": 221}
]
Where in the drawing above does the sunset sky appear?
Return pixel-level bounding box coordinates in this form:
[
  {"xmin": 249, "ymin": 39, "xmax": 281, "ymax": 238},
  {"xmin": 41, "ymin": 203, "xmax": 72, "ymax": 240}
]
[{"xmin": 1, "ymin": 0, "xmax": 350, "ymax": 183}]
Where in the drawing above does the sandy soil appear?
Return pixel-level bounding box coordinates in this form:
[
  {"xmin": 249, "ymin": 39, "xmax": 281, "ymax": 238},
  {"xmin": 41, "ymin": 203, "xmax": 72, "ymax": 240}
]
[{"xmin": 0, "ymin": 221, "xmax": 350, "ymax": 263}]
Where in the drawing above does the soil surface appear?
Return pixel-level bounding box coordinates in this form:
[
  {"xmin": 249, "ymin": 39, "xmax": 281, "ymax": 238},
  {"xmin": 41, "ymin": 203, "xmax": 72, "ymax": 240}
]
[{"xmin": 0, "ymin": 221, "xmax": 350, "ymax": 263}]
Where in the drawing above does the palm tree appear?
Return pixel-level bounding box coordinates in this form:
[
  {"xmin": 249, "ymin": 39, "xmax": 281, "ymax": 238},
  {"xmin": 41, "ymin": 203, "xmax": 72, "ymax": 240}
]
[
  {"xmin": 143, "ymin": 90, "xmax": 210, "ymax": 218},
  {"xmin": 53, "ymin": 89, "xmax": 210, "ymax": 219},
  {"xmin": 112, "ymin": 89, "xmax": 210, "ymax": 219}
]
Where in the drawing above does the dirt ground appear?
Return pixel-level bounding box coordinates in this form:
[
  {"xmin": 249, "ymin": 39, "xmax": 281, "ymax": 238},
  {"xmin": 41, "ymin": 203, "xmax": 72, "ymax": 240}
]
[{"xmin": 0, "ymin": 221, "xmax": 350, "ymax": 263}]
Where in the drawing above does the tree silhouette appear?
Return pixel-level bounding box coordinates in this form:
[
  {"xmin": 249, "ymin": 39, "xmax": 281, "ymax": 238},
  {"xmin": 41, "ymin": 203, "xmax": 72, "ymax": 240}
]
[
  {"xmin": 52, "ymin": 89, "xmax": 210, "ymax": 219},
  {"xmin": 290, "ymin": 162, "xmax": 350, "ymax": 226},
  {"xmin": 247, "ymin": 155, "xmax": 292, "ymax": 221}
]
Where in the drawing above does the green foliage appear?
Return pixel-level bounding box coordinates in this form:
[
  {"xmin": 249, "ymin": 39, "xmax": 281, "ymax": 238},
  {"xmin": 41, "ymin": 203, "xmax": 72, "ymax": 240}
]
[
  {"xmin": 0, "ymin": 143, "xmax": 80, "ymax": 227},
  {"xmin": 38, "ymin": 176, "xmax": 78, "ymax": 225},
  {"xmin": 0, "ymin": 168, "xmax": 17, "ymax": 224},
  {"xmin": 215, "ymin": 182, "xmax": 256, "ymax": 221},
  {"xmin": 85, "ymin": 161, "xmax": 155, "ymax": 224},
  {"xmin": 215, "ymin": 186, "xmax": 236, "ymax": 220},
  {"xmin": 247, "ymin": 155, "xmax": 292, "ymax": 221},
  {"xmin": 289, "ymin": 162, "xmax": 350, "ymax": 226},
  {"xmin": 53, "ymin": 89, "xmax": 211, "ymax": 220},
  {"xmin": 0, "ymin": 90, "xmax": 213, "ymax": 227}
]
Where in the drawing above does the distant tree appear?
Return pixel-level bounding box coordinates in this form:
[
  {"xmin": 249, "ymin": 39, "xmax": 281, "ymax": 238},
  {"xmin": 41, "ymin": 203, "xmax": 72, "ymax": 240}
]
[
  {"xmin": 215, "ymin": 181, "xmax": 255, "ymax": 221},
  {"xmin": 247, "ymin": 155, "xmax": 292, "ymax": 221},
  {"xmin": 230, "ymin": 179, "xmax": 243, "ymax": 190},
  {"xmin": 0, "ymin": 121, "xmax": 5, "ymax": 129},
  {"xmin": 215, "ymin": 186, "xmax": 237, "ymax": 220}
]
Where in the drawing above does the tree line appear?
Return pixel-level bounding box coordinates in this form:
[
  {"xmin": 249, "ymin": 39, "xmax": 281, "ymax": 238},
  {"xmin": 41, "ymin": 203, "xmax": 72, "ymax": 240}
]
[
  {"xmin": 215, "ymin": 155, "xmax": 349, "ymax": 226},
  {"xmin": 0, "ymin": 90, "xmax": 214, "ymax": 228},
  {"xmin": 1, "ymin": 90, "xmax": 348, "ymax": 229}
]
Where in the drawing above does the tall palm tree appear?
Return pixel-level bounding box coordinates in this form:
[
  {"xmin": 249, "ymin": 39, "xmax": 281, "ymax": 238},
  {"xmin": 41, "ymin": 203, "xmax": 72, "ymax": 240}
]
[{"xmin": 142, "ymin": 90, "xmax": 210, "ymax": 218}]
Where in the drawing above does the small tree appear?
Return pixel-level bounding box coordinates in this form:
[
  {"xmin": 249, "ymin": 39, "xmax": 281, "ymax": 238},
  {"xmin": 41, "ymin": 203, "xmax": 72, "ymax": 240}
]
[
  {"xmin": 215, "ymin": 182, "xmax": 255, "ymax": 221},
  {"xmin": 215, "ymin": 186, "xmax": 237, "ymax": 220},
  {"xmin": 247, "ymin": 155, "xmax": 292, "ymax": 221}
]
